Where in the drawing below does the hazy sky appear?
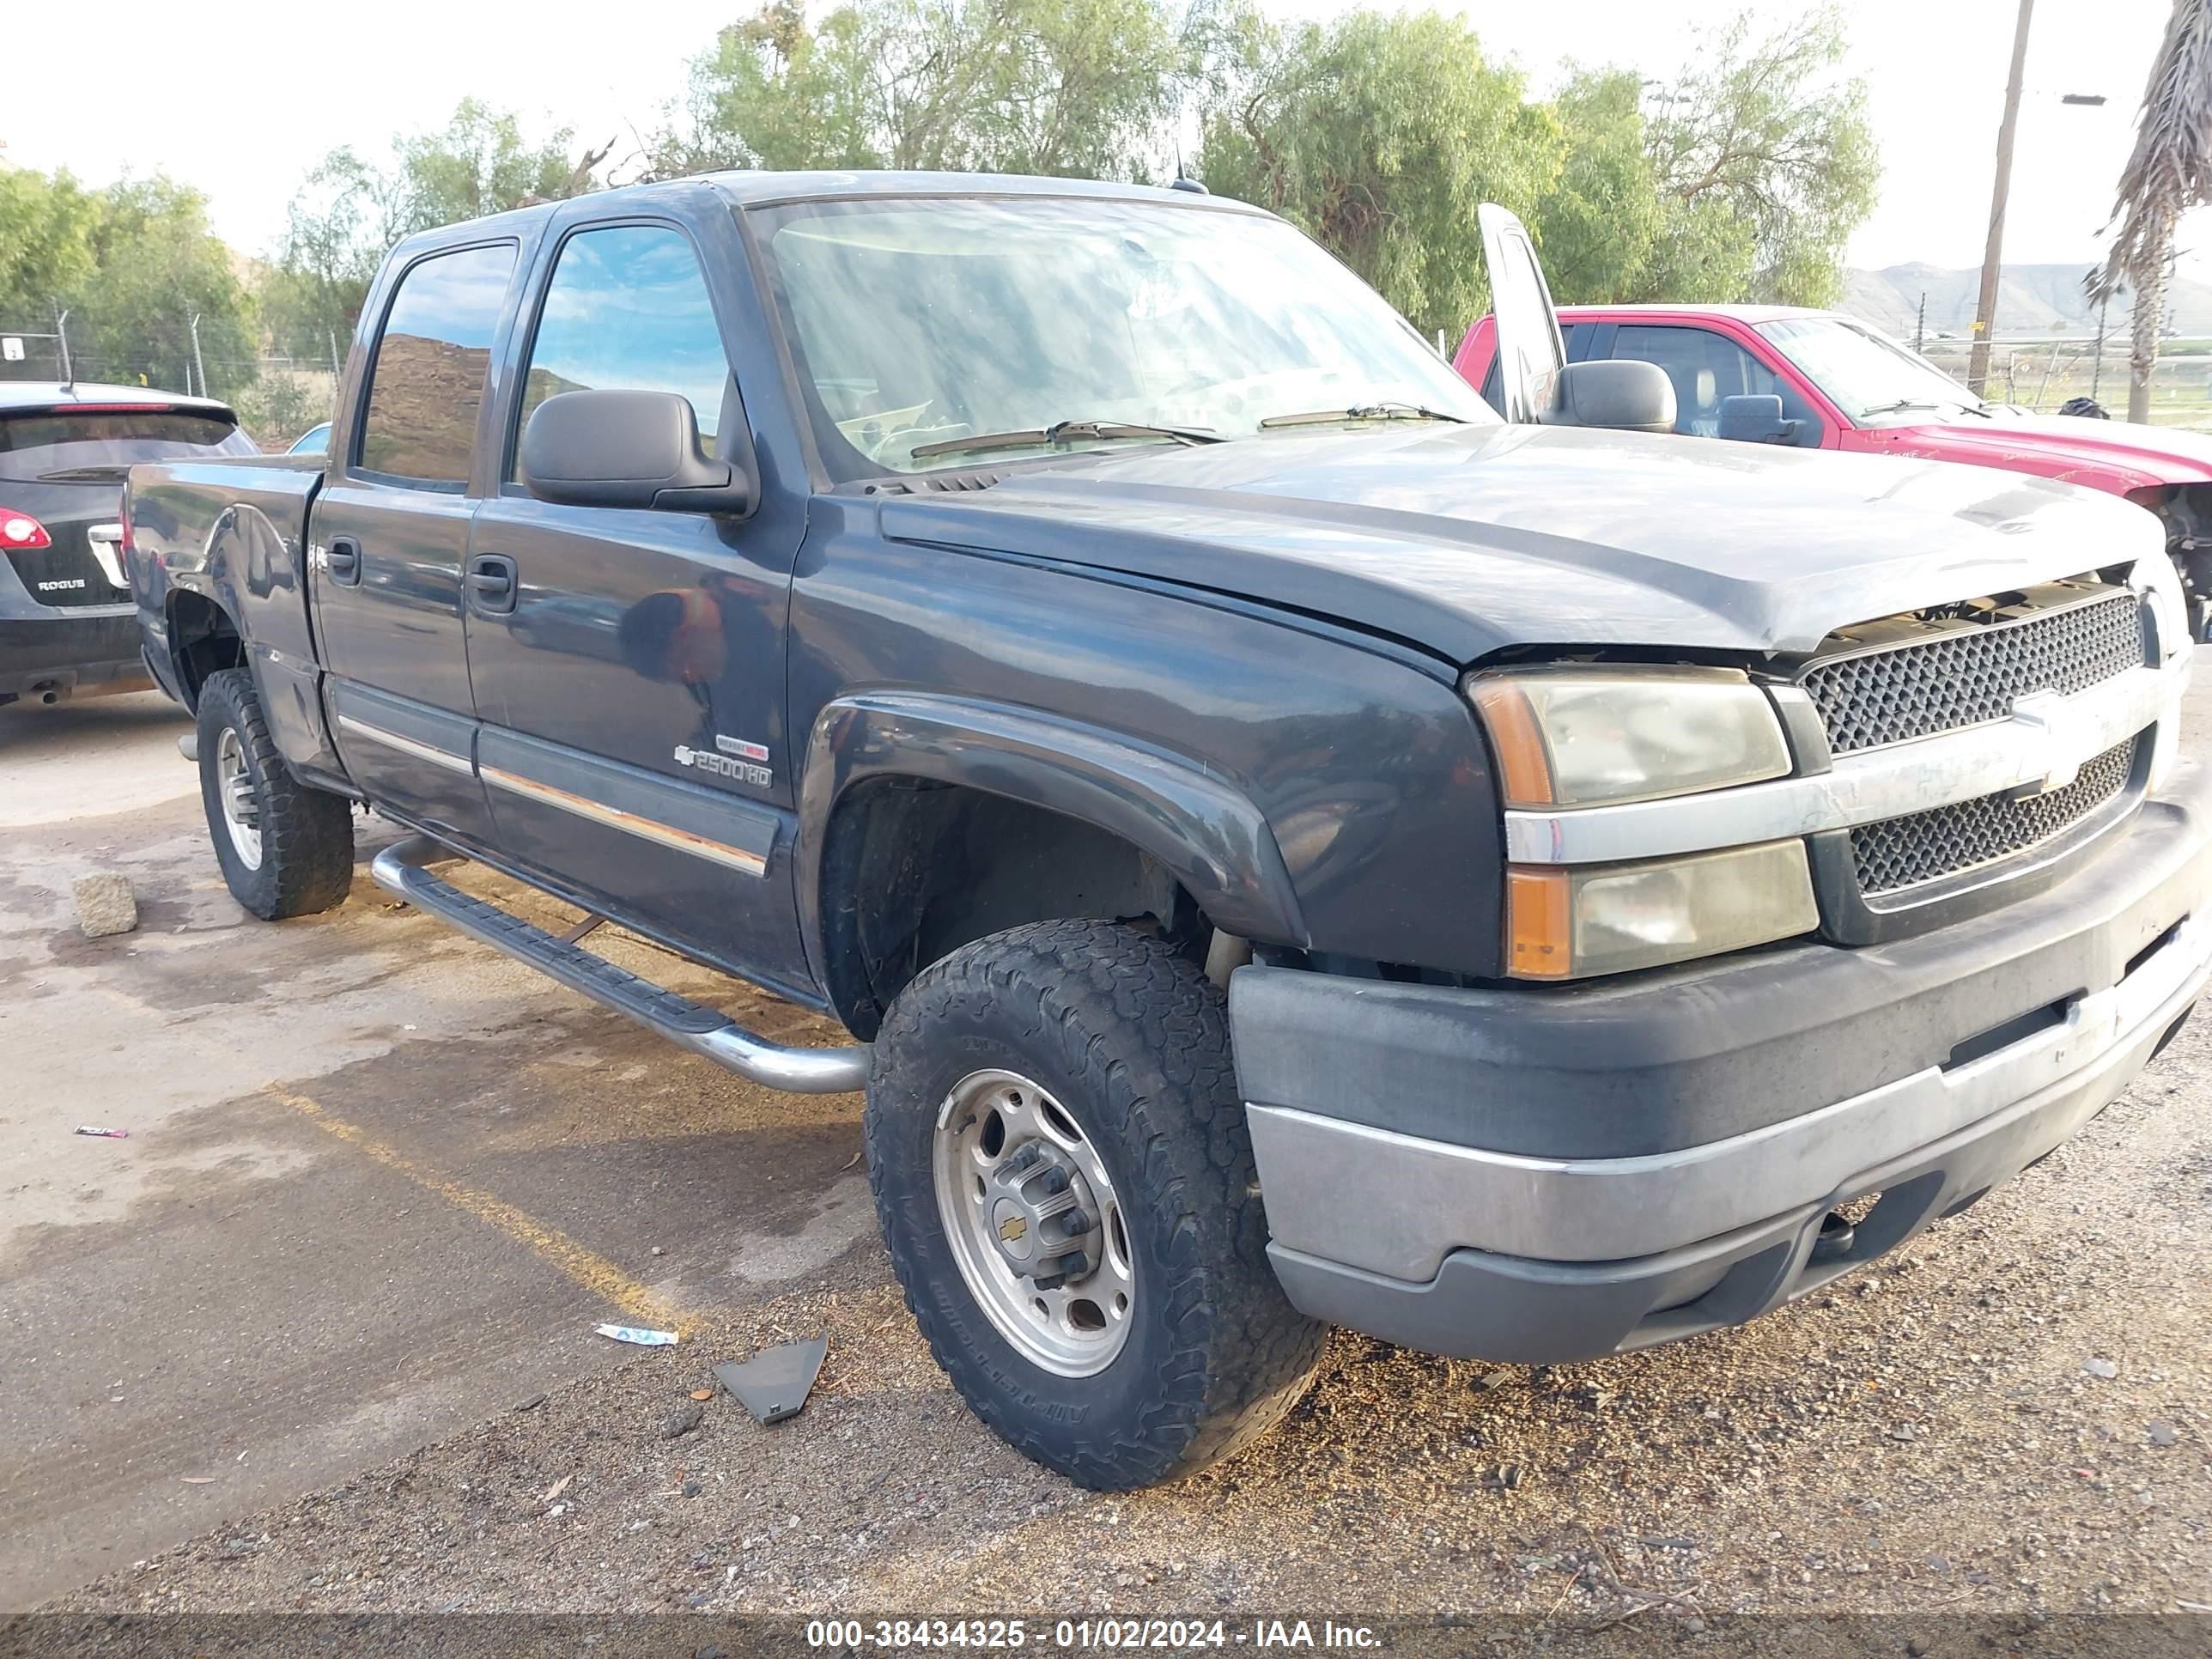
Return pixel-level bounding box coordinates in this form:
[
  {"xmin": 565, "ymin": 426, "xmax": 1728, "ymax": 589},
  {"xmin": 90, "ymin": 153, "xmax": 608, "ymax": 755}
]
[{"xmin": 0, "ymin": 0, "xmax": 2191, "ymax": 276}]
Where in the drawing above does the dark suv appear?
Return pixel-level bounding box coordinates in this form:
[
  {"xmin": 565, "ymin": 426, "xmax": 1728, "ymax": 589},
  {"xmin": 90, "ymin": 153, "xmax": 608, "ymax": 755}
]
[{"xmin": 0, "ymin": 385, "xmax": 255, "ymax": 708}]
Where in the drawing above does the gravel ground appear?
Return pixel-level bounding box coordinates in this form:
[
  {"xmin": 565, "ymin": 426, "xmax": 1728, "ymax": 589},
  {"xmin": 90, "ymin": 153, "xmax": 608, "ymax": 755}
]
[
  {"xmin": 35, "ymin": 1023, "xmax": 2212, "ymax": 1621},
  {"xmin": 21, "ymin": 667, "xmax": 2212, "ymax": 1627}
]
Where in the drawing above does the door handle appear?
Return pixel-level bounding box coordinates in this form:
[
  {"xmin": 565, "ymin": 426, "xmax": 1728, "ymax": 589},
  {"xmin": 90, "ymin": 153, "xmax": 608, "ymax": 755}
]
[
  {"xmin": 325, "ymin": 536, "xmax": 362, "ymax": 586},
  {"xmin": 466, "ymin": 554, "xmax": 518, "ymax": 615}
]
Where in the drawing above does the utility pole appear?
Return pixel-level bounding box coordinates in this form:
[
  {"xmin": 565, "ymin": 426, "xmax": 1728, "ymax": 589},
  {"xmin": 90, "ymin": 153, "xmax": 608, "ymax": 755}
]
[
  {"xmin": 190, "ymin": 313, "xmax": 206, "ymax": 400},
  {"xmin": 1967, "ymin": 0, "xmax": 2036, "ymax": 397},
  {"xmin": 2092, "ymin": 282, "xmax": 2111, "ymax": 400},
  {"xmin": 1915, "ymin": 291, "xmax": 1927, "ymax": 354}
]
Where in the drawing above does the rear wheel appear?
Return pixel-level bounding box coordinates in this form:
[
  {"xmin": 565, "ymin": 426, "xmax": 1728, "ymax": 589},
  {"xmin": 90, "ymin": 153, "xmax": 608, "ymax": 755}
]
[
  {"xmin": 197, "ymin": 667, "xmax": 355, "ymax": 919},
  {"xmin": 866, "ymin": 918, "xmax": 1326, "ymax": 1488}
]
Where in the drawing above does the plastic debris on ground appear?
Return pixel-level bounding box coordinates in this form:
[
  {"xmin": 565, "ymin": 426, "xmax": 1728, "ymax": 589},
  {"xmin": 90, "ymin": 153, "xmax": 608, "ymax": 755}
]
[
  {"xmin": 594, "ymin": 1323, "xmax": 678, "ymax": 1346},
  {"xmin": 714, "ymin": 1336, "xmax": 828, "ymax": 1425},
  {"xmin": 74, "ymin": 1126, "xmax": 130, "ymax": 1139}
]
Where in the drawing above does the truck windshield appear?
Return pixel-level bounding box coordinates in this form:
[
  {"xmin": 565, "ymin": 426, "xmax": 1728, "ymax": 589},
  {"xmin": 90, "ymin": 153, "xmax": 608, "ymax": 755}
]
[
  {"xmin": 1757, "ymin": 317, "xmax": 1990, "ymax": 424},
  {"xmin": 749, "ymin": 194, "xmax": 1492, "ymax": 478}
]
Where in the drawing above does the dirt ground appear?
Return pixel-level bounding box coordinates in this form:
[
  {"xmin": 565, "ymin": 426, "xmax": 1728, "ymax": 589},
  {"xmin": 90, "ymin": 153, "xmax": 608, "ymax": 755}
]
[{"xmin": 7, "ymin": 682, "xmax": 2212, "ymax": 1626}]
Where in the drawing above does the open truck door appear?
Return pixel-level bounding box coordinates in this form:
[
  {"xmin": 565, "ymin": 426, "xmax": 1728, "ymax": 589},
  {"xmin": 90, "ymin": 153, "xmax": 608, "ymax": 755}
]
[
  {"xmin": 1477, "ymin": 204, "xmax": 1566, "ymax": 424},
  {"xmin": 1475, "ymin": 203, "xmax": 1675, "ymax": 434}
]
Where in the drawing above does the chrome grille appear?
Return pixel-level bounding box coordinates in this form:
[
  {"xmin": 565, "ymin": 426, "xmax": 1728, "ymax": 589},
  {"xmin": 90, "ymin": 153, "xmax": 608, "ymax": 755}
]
[
  {"xmin": 1802, "ymin": 589, "xmax": 2142, "ymax": 755},
  {"xmin": 1849, "ymin": 737, "xmax": 2138, "ymax": 897}
]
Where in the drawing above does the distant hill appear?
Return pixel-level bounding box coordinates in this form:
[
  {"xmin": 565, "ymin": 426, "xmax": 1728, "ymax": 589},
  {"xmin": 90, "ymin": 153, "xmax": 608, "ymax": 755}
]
[{"xmin": 1843, "ymin": 263, "xmax": 2212, "ymax": 339}]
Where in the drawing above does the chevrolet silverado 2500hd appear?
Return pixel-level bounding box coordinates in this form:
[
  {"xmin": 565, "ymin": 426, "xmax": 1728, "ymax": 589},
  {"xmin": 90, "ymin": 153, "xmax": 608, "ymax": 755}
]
[{"xmin": 126, "ymin": 179, "xmax": 2212, "ymax": 1489}]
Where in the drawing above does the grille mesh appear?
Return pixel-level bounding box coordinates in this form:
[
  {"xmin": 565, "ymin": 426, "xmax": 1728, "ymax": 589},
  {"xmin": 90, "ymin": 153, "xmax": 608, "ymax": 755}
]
[
  {"xmin": 1802, "ymin": 592, "xmax": 2142, "ymax": 754},
  {"xmin": 1849, "ymin": 738, "xmax": 2138, "ymax": 897}
]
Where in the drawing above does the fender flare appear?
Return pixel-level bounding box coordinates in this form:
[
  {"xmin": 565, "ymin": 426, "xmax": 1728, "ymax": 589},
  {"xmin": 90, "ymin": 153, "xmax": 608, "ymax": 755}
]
[
  {"xmin": 172, "ymin": 503, "xmax": 343, "ymax": 781},
  {"xmin": 794, "ymin": 691, "xmax": 1309, "ymax": 994}
]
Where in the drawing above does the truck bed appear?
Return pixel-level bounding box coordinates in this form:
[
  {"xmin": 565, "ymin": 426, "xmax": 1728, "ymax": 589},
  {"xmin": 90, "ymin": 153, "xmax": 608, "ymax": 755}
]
[{"xmin": 126, "ymin": 456, "xmax": 325, "ymax": 712}]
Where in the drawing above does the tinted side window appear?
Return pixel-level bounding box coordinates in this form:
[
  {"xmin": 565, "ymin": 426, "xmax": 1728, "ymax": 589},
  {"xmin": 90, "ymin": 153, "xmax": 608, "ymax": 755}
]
[
  {"xmin": 356, "ymin": 243, "xmax": 516, "ymax": 484},
  {"xmin": 1611, "ymin": 325, "xmax": 1814, "ymax": 439},
  {"xmin": 513, "ymin": 225, "xmax": 731, "ymax": 477}
]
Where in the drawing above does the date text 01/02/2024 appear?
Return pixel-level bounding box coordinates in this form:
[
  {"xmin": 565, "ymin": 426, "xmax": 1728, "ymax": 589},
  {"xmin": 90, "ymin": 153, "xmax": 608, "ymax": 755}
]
[{"xmin": 802, "ymin": 1620, "xmax": 1383, "ymax": 1650}]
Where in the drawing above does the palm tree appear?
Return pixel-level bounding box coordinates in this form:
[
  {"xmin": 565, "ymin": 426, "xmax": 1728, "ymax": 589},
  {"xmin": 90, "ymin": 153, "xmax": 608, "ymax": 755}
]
[{"xmin": 2092, "ymin": 0, "xmax": 2212, "ymax": 422}]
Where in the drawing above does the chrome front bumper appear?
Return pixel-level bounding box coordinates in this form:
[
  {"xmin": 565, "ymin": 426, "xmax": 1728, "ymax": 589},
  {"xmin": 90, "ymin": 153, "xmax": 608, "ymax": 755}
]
[{"xmin": 1234, "ymin": 759, "xmax": 2212, "ymax": 1362}]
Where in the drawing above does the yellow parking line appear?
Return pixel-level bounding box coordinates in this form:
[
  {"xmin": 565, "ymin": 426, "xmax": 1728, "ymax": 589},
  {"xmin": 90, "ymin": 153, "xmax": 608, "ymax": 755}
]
[{"xmin": 264, "ymin": 1086, "xmax": 690, "ymax": 1335}]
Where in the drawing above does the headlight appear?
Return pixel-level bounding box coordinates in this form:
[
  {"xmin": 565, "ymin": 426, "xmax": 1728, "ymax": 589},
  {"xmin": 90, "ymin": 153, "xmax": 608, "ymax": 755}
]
[
  {"xmin": 1470, "ymin": 665, "xmax": 1812, "ymax": 979},
  {"xmin": 1466, "ymin": 666, "xmax": 1791, "ymax": 808},
  {"xmin": 2137, "ymin": 559, "xmax": 2189, "ymax": 666},
  {"xmin": 1506, "ymin": 841, "xmax": 1820, "ymax": 980}
]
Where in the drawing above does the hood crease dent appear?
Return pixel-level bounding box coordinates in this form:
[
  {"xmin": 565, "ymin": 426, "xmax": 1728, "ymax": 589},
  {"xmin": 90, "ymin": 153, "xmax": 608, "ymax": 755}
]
[{"xmin": 878, "ymin": 423, "xmax": 2161, "ymax": 666}]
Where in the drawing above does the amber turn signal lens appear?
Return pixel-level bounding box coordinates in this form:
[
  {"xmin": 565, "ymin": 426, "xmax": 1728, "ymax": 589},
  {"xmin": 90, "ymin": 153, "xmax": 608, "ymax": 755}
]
[
  {"xmin": 1505, "ymin": 867, "xmax": 1572, "ymax": 979},
  {"xmin": 1467, "ymin": 677, "xmax": 1554, "ymax": 807}
]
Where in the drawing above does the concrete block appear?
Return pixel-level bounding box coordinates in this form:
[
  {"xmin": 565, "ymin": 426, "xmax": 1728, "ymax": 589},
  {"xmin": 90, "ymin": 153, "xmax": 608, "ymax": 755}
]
[{"xmin": 73, "ymin": 873, "xmax": 138, "ymax": 939}]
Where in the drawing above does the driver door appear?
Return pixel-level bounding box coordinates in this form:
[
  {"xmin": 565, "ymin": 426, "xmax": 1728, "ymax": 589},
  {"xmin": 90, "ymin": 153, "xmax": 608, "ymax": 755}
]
[{"xmin": 1477, "ymin": 204, "xmax": 1567, "ymax": 425}]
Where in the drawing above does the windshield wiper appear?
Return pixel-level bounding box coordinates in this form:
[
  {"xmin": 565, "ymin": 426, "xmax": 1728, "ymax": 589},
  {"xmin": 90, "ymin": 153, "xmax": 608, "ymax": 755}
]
[
  {"xmin": 35, "ymin": 465, "xmax": 132, "ymax": 483},
  {"xmin": 1860, "ymin": 397, "xmax": 1997, "ymax": 422},
  {"xmin": 1259, "ymin": 402, "xmax": 1472, "ymax": 429},
  {"xmin": 908, "ymin": 419, "xmax": 1222, "ymax": 461}
]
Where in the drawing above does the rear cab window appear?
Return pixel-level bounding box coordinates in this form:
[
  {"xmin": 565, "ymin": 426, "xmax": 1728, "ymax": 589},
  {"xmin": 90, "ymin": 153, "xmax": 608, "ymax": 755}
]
[
  {"xmin": 0, "ymin": 407, "xmax": 254, "ymax": 482},
  {"xmin": 354, "ymin": 243, "xmax": 519, "ymax": 489}
]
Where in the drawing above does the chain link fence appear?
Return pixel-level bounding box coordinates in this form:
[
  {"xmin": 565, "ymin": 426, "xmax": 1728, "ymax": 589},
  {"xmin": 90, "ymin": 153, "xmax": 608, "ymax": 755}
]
[
  {"xmin": 0, "ymin": 313, "xmax": 340, "ymax": 452},
  {"xmin": 1917, "ymin": 339, "xmax": 2212, "ymax": 426}
]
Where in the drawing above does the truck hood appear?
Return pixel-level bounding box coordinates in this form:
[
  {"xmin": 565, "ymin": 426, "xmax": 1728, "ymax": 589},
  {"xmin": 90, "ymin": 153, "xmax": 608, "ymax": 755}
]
[
  {"xmin": 877, "ymin": 422, "xmax": 2158, "ymax": 666},
  {"xmin": 1875, "ymin": 409, "xmax": 2212, "ymax": 492}
]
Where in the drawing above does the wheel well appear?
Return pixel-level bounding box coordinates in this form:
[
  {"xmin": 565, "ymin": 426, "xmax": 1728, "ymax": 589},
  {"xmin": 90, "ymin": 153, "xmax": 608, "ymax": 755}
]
[
  {"xmin": 167, "ymin": 591, "xmax": 245, "ymax": 710},
  {"xmin": 818, "ymin": 778, "xmax": 1200, "ymax": 1039}
]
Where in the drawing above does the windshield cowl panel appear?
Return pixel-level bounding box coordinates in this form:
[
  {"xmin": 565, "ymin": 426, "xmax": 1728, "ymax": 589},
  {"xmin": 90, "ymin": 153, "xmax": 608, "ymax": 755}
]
[{"xmin": 749, "ymin": 194, "xmax": 1492, "ymax": 483}]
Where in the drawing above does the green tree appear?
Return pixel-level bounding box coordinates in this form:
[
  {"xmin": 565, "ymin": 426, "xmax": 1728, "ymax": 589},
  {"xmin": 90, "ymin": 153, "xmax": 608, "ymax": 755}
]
[
  {"xmin": 60, "ymin": 178, "xmax": 254, "ymax": 395},
  {"xmin": 386, "ymin": 98, "xmax": 604, "ymax": 232},
  {"xmin": 1535, "ymin": 69, "xmax": 1667, "ymax": 304},
  {"xmin": 270, "ymin": 100, "xmax": 608, "ymax": 357},
  {"xmin": 1195, "ymin": 9, "xmax": 1563, "ymax": 337},
  {"xmin": 654, "ymin": 0, "xmax": 1189, "ymax": 180},
  {"xmin": 2090, "ymin": 0, "xmax": 2212, "ymax": 422},
  {"xmin": 0, "ymin": 168, "xmax": 99, "ymax": 329},
  {"xmin": 1639, "ymin": 7, "xmax": 1878, "ymax": 305}
]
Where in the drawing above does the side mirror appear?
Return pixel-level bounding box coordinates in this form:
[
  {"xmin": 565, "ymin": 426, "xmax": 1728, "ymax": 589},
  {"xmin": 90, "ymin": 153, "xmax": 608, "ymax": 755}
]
[
  {"xmin": 1540, "ymin": 359, "xmax": 1676, "ymax": 434},
  {"xmin": 520, "ymin": 389, "xmax": 755, "ymax": 515},
  {"xmin": 1717, "ymin": 393, "xmax": 1801, "ymax": 445}
]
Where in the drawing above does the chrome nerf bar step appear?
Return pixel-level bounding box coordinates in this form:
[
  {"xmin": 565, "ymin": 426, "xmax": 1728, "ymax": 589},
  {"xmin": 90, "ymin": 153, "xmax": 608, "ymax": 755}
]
[{"xmin": 369, "ymin": 836, "xmax": 871, "ymax": 1094}]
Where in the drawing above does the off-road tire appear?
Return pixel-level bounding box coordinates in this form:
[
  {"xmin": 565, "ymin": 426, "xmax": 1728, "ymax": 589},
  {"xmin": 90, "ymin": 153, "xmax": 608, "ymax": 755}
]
[
  {"xmin": 197, "ymin": 667, "xmax": 355, "ymax": 919},
  {"xmin": 866, "ymin": 918, "xmax": 1327, "ymax": 1489}
]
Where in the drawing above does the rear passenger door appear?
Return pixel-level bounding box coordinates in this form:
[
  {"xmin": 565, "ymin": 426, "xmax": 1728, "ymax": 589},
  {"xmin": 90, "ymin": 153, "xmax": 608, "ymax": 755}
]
[
  {"xmin": 463, "ymin": 217, "xmax": 812, "ymax": 995},
  {"xmin": 313, "ymin": 240, "xmax": 520, "ymax": 845}
]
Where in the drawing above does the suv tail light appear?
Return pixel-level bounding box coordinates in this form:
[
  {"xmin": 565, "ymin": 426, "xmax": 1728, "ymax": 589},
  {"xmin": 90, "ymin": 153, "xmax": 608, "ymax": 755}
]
[{"xmin": 0, "ymin": 510, "xmax": 52, "ymax": 550}]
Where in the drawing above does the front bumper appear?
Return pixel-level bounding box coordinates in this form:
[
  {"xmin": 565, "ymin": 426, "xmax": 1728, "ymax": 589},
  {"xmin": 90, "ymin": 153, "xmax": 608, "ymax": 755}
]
[{"xmin": 1235, "ymin": 760, "xmax": 2212, "ymax": 1363}]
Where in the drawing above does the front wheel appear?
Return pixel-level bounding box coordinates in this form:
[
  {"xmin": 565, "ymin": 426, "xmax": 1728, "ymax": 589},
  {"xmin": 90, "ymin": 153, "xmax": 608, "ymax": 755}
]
[
  {"xmin": 865, "ymin": 919, "xmax": 1326, "ymax": 1489},
  {"xmin": 197, "ymin": 667, "xmax": 356, "ymax": 920}
]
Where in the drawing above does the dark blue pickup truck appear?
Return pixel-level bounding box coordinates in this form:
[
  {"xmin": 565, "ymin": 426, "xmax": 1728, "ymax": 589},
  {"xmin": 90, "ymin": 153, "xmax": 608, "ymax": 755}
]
[{"xmin": 125, "ymin": 173, "xmax": 2212, "ymax": 1487}]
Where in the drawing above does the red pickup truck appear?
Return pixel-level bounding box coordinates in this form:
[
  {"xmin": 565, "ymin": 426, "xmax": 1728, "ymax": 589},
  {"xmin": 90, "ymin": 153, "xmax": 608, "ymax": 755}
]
[{"xmin": 1455, "ymin": 304, "xmax": 2212, "ymax": 633}]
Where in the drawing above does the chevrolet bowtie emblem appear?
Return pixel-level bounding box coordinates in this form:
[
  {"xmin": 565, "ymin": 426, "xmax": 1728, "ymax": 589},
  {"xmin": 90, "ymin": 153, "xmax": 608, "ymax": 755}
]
[
  {"xmin": 2008, "ymin": 690, "xmax": 2088, "ymax": 798},
  {"xmin": 997, "ymin": 1215, "xmax": 1028, "ymax": 1243}
]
